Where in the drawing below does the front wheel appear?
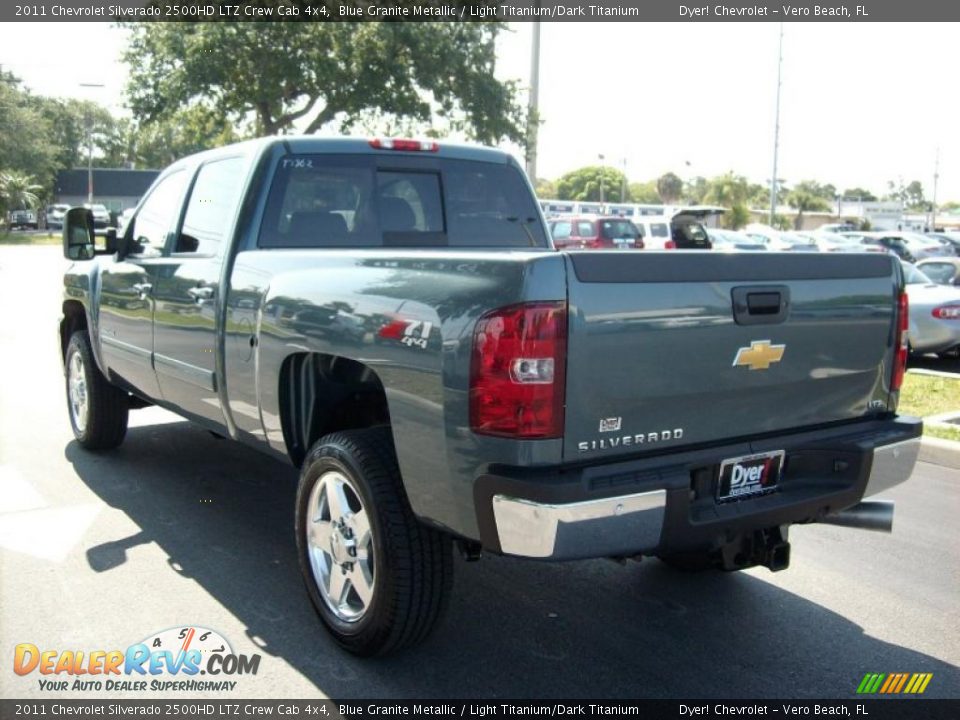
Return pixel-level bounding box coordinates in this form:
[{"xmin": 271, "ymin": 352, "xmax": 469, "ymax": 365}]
[
  {"xmin": 65, "ymin": 331, "xmax": 129, "ymax": 450},
  {"xmin": 295, "ymin": 428, "xmax": 453, "ymax": 656}
]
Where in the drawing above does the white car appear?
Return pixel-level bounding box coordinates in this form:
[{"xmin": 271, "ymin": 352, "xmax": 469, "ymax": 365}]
[
  {"xmin": 83, "ymin": 203, "xmax": 111, "ymax": 229},
  {"xmin": 902, "ymin": 262, "xmax": 960, "ymax": 356}
]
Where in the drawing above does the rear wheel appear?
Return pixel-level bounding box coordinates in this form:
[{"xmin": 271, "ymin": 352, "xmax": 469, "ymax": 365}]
[
  {"xmin": 295, "ymin": 427, "xmax": 453, "ymax": 656},
  {"xmin": 65, "ymin": 331, "xmax": 128, "ymax": 450}
]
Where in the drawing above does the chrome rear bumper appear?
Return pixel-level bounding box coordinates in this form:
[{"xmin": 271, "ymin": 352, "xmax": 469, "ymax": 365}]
[
  {"xmin": 492, "ymin": 490, "xmax": 666, "ymax": 559},
  {"xmin": 863, "ymin": 437, "xmax": 921, "ymax": 498},
  {"xmin": 490, "ymin": 430, "xmax": 921, "ymax": 560}
]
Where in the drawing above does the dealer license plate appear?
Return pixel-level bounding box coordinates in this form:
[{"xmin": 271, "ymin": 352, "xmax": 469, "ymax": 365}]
[{"xmin": 716, "ymin": 450, "xmax": 784, "ymax": 502}]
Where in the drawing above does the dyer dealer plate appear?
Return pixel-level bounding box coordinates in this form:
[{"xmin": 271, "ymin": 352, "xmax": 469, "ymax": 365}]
[{"xmin": 717, "ymin": 450, "xmax": 785, "ymax": 502}]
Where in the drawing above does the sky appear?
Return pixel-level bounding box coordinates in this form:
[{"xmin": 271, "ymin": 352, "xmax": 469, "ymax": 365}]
[{"xmin": 1, "ymin": 21, "xmax": 956, "ymax": 201}]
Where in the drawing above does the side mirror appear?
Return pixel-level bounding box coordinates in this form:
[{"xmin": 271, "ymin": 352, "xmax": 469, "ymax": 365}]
[{"xmin": 62, "ymin": 207, "xmax": 95, "ymax": 261}]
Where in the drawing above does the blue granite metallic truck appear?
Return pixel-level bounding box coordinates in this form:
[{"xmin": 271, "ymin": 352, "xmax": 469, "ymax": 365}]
[{"xmin": 59, "ymin": 137, "xmax": 921, "ymax": 655}]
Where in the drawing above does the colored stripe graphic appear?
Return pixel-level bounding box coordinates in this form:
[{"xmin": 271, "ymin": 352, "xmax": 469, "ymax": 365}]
[{"xmin": 857, "ymin": 672, "xmax": 932, "ymax": 694}]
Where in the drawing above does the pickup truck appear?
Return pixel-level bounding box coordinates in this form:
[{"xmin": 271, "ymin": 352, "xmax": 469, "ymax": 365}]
[{"xmin": 59, "ymin": 137, "xmax": 922, "ymax": 656}]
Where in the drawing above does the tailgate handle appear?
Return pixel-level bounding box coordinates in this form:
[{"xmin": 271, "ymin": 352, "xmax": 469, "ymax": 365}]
[{"xmin": 732, "ymin": 285, "xmax": 790, "ymax": 326}]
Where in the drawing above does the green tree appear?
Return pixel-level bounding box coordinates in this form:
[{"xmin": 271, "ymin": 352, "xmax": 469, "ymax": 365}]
[
  {"xmin": 0, "ymin": 171, "xmax": 44, "ymax": 222},
  {"xmin": 903, "ymin": 181, "xmax": 926, "ymax": 211},
  {"xmin": 0, "ymin": 72, "xmax": 58, "ymax": 193},
  {"xmin": 941, "ymin": 200, "xmax": 960, "ymax": 213},
  {"xmin": 556, "ymin": 166, "xmax": 628, "ymax": 202},
  {"xmin": 534, "ymin": 178, "xmax": 557, "ymax": 199},
  {"xmin": 786, "ymin": 180, "xmax": 831, "ymax": 229},
  {"xmin": 629, "ymin": 181, "xmax": 661, "ymax": 204},
  {"xmin": 683, "ymin": 176, "xmax": 708, "ymax": 204},
  {"xmin": 656, "ymin": 172, "xmax": 683, "ymax": 203},
  {"xmin": 702, "ymin": 172, "xmax": 753, "ymax": 229},
  {"xmin": 841, "ymin": 187, "xmax": 877, "ymax": 202},
  {"xmin": 29, "ymin": 96, "xmax": 116, "ymax": 172},
  {"xmin": 123, "ymin": 22, "xmax": 525, "ymax": 143}
]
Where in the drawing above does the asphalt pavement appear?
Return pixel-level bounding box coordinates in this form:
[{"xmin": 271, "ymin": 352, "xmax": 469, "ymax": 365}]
[{"xmin": 1, "ymin": 245, "xmax": 958, "ymax": 701}]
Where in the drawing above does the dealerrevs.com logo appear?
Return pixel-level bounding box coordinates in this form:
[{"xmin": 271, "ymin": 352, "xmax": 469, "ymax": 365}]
[{"xmin": 13, "ymin": 626, "xmax": 261, "ymax": 692}]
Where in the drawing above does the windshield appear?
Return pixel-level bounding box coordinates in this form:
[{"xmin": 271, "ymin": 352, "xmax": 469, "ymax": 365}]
[{"xmin": 902, "ymin": 262, "xmax": 934, "ymax": 285}]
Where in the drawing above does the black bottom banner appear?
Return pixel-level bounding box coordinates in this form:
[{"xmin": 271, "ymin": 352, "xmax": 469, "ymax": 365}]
[{"xmin": 2, "ymin": 699, "xmax": 959, "ymax": 720}]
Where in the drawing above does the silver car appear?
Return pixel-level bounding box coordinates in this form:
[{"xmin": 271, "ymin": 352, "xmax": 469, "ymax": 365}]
[{"xmin": 903, "ymin": 262, "xmax": 960, "ymax": 356}]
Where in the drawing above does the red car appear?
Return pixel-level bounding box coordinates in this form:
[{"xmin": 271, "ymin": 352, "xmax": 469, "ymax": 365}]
[{"xmin": 548, "ymin": 215, "xmax": 645, "ymax": 250}]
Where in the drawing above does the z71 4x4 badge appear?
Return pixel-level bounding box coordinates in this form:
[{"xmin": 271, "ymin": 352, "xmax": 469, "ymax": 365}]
[{"xmin": 377, "ymin": 319, "xmax": 433, "ymax": 350}]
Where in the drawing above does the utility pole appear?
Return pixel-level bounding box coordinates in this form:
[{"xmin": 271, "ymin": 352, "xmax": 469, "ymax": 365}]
[
  {"xmin": 931, "ymin": 147, "xmax": 940, "ymax": 231},
  {"xmin": 525, "ymin": 21, "xmax": 541, "ymax": 183},
  {"xmin": 769, "ymin": 23, "xmax": 784, "ymax": 226},
  {"xmin": 598, "ymin": 154, "xmax": 605, "ymax": 205},
  {"xmin": 621, "ymin": 157, "xmax": 627, "ymax": 203},
  {"xmin": 79, "ymin": 82, "xmax": 105, "ymax": 204}
]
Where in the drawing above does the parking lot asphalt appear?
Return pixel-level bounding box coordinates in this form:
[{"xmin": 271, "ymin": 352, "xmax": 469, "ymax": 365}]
[{"xmin": 1, "ymin": 245, "xmax": 958, "ymax": 700}]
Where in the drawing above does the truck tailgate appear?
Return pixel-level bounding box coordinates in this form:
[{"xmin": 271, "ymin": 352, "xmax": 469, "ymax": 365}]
[{"xmin": 563, "ymin": 252, "xmax": 899, "ymax": 463}]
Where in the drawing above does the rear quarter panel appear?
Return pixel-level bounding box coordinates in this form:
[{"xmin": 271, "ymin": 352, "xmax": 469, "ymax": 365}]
[{"xmin": 224, "ymin": 249, "xmax": 568, "ymax": 539}]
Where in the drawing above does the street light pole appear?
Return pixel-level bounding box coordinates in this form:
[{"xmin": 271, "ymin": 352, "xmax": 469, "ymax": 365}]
[
  {"xmin": 598, "ymin": 154, "xmax": 605, "ymax": 205},
  {"xmin": 931, "ymin": 146, "xmax": 940, "ymax": 231},
  {"xmin": 621, "ymin": 157, "xmax": 627, "ymax": 203},
  {"xmin": 525, "ymin": 21, "xmax": 541, "ymax": 182},
  {"xmin": 79, "ymin": 83, "xmax": 105, "ymax": 205},
  {"xmin": 769, "ymin": 24, "xmax": 784, "ymax": 226}
]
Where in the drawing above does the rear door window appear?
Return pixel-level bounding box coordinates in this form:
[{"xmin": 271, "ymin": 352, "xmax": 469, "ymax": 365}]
[
  {"xmin": 650, "ymin": 223, "xmax": 669, "ymax": 238},
  {"xmin": 576, "ymin": 221, "xmax": 595, "ymax": 237},
  {"xmin": 551, "ymin": 221, "xmax": 572, "ymax": 240},
  {"xmin": 600, "ymin": 219, "xmax": 639, "ymax": 239},
  {"xmin": 259, "ymin": 155, "xmax": 547, "ymax": 249}
]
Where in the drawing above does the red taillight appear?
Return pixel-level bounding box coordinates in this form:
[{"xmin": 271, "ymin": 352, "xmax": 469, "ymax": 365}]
[
  {"xmin": 469, "ymin": 302, "xmax": 566, "ymax": 438},
  {"xmin": 369, "ymin": 138, "xmax": 439, "ymax": 152},
  {"xmin": 892, "ymin": 291, "xmax": 908, "ymax": 391},
  {"xmin": 665, "ymin": 240, "xmax": 677, "ymax": 249},
  {"xmin": 932, "ymin": 305, "xmax": 960, "ymax": 319}
]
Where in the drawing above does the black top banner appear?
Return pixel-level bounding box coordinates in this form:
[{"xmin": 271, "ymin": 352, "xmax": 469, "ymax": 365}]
[{"xmin": 5, "ymin": 0, "xmax": 960, "ymax": 23}]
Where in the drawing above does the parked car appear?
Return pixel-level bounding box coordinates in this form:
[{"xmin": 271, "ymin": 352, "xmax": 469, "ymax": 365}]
[
  {"xmin": 9, "ymin": 208, "xmax": 38, "ymax": 230},
  {"xmin": 818, "ymin": 223, "xmax": 857, "ymax": 233},
  {"xmin": 800, "ymin": 231, "xmax": 884, "ymax": 253},
  {"xmin": 916, "ymin": 257, "xmax": 960, "ymax": 286},
  {"xmin": 744, "ymin": 226, "xmax": 818, "ymax": 252},
  {"xmin": 924, "ymin": 233, "xmax": 960, "ymax": 256},
  {"xmin": 707, "ymin": 229, "xmax": 767, "ymax": 251},
  {"xmin": 902, "ymin": 262, "xmax": 960, "ymax": 356},
  {"xmin": 548, "ymin": 215, "xmax": 644, "ymax": 250},
  {"xmin": 45, "ymin": 204, "xmax": 70, "ymax": 230},
  {"xmin": 633, "ymin": 216, "xmax": 675, "ymax": 249},
  {"xmin": 863, "ymin": 232, "xmax": 945, "ymax": 262},
  {"xmin": 83, "ymin": 203, "xmax": 111, "ymax": 229}
]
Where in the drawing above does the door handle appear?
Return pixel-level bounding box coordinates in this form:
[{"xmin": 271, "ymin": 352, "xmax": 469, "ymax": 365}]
[
  {"xmin": 132, "ymin": 283, "xmax": 152, "ymax": 297},
  {"xmin": 187, "ymin": 286, "xmax": 215, "ymax": 301}
]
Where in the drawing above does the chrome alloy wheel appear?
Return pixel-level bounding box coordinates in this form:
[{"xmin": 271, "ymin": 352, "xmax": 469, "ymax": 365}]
[
  {"xmin": 305, "ymin": 470, "xmax": 375, "ymax": 622},
  {"xmin": 68, "ymin": 352, "xmax": 89, "ymax": 432}
]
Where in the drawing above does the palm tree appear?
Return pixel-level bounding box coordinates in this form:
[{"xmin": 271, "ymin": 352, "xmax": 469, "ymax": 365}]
[
  {"xmin": 786, "ymin": 188, "xmax": 830, "ymax": 230},
  {"xmin": 0, "ymin": 171, "xmax": 44, "ymax": 228}
]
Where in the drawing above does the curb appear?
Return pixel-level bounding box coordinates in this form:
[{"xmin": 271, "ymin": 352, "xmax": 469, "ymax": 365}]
[{"xmin": 919, "ymin": 436, "xmax": 960, "ymax": 470}]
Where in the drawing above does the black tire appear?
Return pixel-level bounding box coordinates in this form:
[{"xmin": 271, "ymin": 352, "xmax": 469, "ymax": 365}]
[
  {"xmin": 65, "ymin": 331, "xmax": 128, "ymax": 450},
  {"xmin": 295, "ymin": 427, "xmax": 453, "ymax": 656}
]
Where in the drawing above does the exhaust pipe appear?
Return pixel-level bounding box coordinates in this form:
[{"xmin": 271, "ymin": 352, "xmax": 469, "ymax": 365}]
[{"xmin": 820, "ymin": 501, "xmax": 894, "ymax": 533}]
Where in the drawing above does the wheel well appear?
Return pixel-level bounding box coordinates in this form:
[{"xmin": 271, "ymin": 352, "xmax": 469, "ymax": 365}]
[
  {"xmin": 279, "ymin": 353, "xmax": 391, "ymax": 467},
  {"xmin": 60, "ymin": 301, "xmax": 88, "ymax": 361}
]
